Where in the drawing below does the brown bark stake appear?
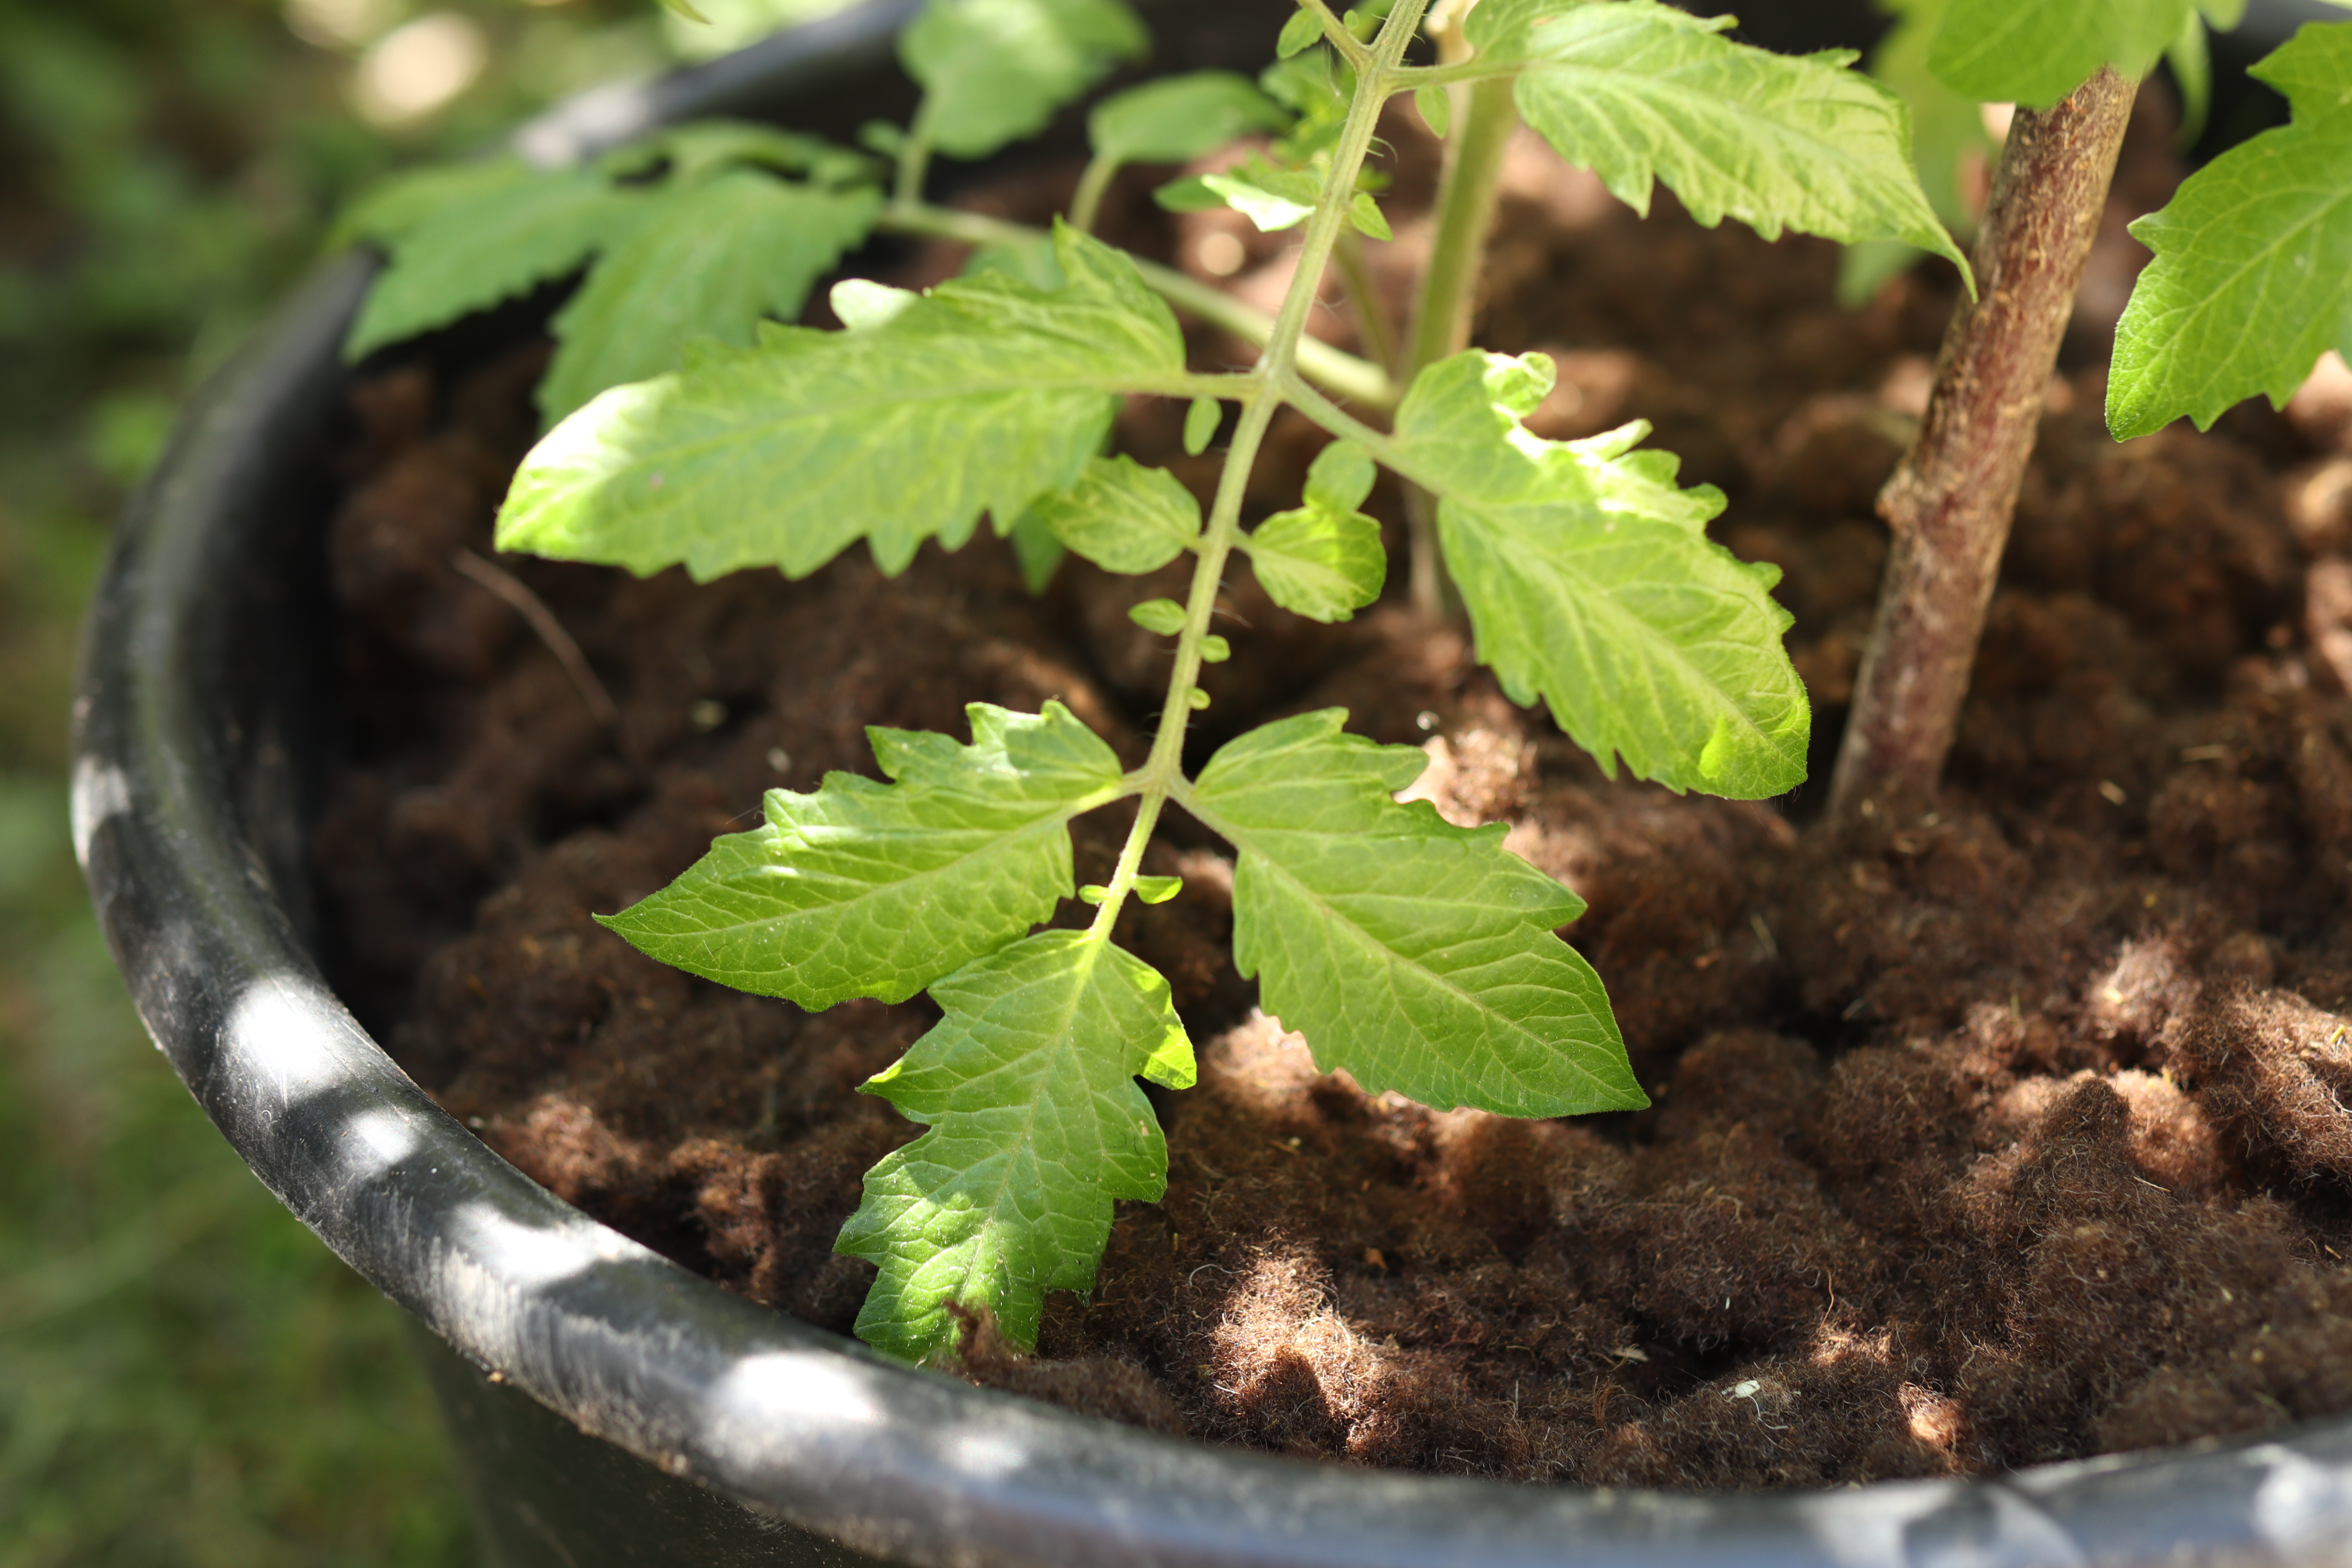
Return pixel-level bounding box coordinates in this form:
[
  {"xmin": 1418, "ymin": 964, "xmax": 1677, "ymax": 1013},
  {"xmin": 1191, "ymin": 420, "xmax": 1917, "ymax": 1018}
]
[{"xmin": 1826, "ymin": 67, "xmax": 2138, "ymax": 830}]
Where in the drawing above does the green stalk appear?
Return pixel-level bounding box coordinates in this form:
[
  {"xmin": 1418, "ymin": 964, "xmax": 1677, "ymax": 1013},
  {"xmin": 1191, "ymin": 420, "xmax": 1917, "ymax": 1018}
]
[
  {"xmin": 1398, "ymin": 70, "xmax": 1518, "ymax": 620},
  {"xmin": 1331, "ymin": 229, "xmax": 1399, "ymax": 377},
  {"xmin": 877, "ymin": 201, "xmax": 1398, "ymax": 409},
  {"xmin": 1087, "ymin": 0, "xmax": 1433, "ymax": 933},
  {"xmin": 1067, "ymin": 153, "xmax": 1118, "ymax": 236},
  {"xmin": 892, "ymin": 99, "xmax": 939, "ymax": 208}
]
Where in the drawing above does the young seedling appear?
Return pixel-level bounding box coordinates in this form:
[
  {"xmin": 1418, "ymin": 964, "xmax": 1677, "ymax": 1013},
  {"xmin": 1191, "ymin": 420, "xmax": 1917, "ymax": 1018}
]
[
  {"xmin": 347, "ymin": 0, "xmax": 1960, "ymax": 1363},
  {"xmin": 1830, "ymin": 0, "xmax": 2352, "ymax": 826}
]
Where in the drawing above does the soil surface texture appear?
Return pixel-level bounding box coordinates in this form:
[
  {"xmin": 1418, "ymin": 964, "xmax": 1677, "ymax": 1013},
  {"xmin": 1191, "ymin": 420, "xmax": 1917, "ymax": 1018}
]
[{"xmin": 314, "ymin": 98, "xmax": 2352, "ymax": 1487}]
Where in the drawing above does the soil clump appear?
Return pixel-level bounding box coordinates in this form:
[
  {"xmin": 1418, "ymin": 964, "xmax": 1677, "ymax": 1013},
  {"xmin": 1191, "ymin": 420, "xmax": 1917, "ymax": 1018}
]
[{"xmin": 313, "ymin": 102, "xmax": 2352, "ymax": 1487}]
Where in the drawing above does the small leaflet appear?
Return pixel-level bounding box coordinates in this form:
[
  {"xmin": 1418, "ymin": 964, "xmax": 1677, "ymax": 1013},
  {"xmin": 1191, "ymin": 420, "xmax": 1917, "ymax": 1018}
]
[
  {"xmin": 900, "ymin": 0, "xmax": 1148, "ymax": 161},
  {"xmin": 497, "ymin": 225, "xmax": 1189, "ymax": 582},
  {"xmin": 598, "ymin": 702, "xmax": 1126, "ymax": 1008},
  {"xmin": 1088, "ymin": 72, "xmax": 1289, "ymax": 168},
  {"xmin": 836, "ymin": 930, "xmax": 1194, "ymax": 1361},
  {"xmin": 1276, "ymin": 7, "xmax": 1323, "ymax": 58},
  {"xmin": 1924, "ymin": 0, "xmax": 2241, "ymax": 109},
  {"xmin": 1029, "ymin": 454, "xmax": 1202, "ymax": 574},
  {"xmin": 1199, "ymin": 634, "xmax": 1231, "ymax": 663},
  {"xmin": 538, "ymin": 173, "xmax": 882, "ymax": 423},
  {"xmin": 1243, "ymin": 441, "xmax": 1385, "ymax": 623},
  {"xmin": 342, "ymin": 164, "xmax": 650, "ymax": 361},
  {"xmin": 1468, "ymin": 0, "xmax": 1968, "ymax": 282},
  {"xmin": 1414, "ymin": 83, "xmax": 1452, "ymax": 140},
  {"xmin": 2108, "ymin": 22, "xmax": 2352, "ymax": 438},
  {"xmin": 1390, "ymin": 351, "xmax": 1808, "ymax": 799},
  {"xmin": 1183, "ymin": 395, "xmax": 1221, "ymax": 455},
  {"xmin": 1133, "ymin": 874, "xmax": 1182, "ymax": 903},
  {"xmin": 1159, "ymin": 157, "xmax": 1322, "ymax": 232},
  {"xmin": 1186, "ymin": 710, "xmax": 1643, "ymax": 1118},
  {"xmin": 1128, "ymin": 597, "xmax": 1186, "ymax": 635}
]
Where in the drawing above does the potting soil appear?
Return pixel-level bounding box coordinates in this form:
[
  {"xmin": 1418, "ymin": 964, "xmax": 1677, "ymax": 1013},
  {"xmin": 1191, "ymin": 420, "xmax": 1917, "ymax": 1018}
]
[{"xmin": 313, "ymin": 97, "xmax": 2352, "ymax": 1486}]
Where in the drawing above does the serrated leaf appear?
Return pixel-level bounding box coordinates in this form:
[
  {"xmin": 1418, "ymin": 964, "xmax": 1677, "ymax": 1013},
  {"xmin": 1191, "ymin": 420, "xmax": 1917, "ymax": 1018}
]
[
  {"xmin": 344, "ymin": 165, "xmax": 648, "ymax": 361},
  {"xmin": 497, "ymin": 225, "xmax": 1187, "ymax": 580},
  {"xmin": 1841, "ymin": 0, "xmax": 1993, "ymax": 304},
  {"xmin": 902, "ymin": 0, "xmax": 1148, "ymax": 162},
  {"xmin": 1392, "ymin": 351, "xmax": 1808, "ymax": 797},
  {"xmin": 1031, "ymin": 454, "xmax": 1201, "ymax": 574},
  {"xmin": 601, "ymin": 120, "xmax": 875, "ymax": 188},
  {"xmin": 1008, "ymin": 507, "xmax": 1067, "ymax": 593},
  {"xmin": 1089, "ymin": 71, "xmax": 1290, "ymax": 167},
  {"xmin": 2109, "ymin": 22, "xmax": 2352, "ymax": 437},
  {"xmin": 1277, "ymin": 7, "xmax": 1324, "ymax": 57},
  {"xmin": 1186, "ymin": 710, "xmax": 1642, "ymax": 1117},
  {"xmin": 599, "ymin": 702, "xmax": 1126, "ymax": 1008},
  {"xmin": 837, "ymin": 930, "xmax": 1192, "ymax": 1361},
  {"xmin": 1183, "ymin": 395, "xmax": 1221, "ymax": 454},
  {"xmin": 1470, "ymin": 0, "xmax": 1967, "ymax": 278},
  {"xmin": 1415, "ymin": 83, "xmax": 1453, "ymax": 138},
  {"xmin": 1925, "ymin": 0, "xmax": 2191, "ymax": 107},
  {"xmin": 537, "ymin": 172, "xmax": 881, "ymax": 423}
]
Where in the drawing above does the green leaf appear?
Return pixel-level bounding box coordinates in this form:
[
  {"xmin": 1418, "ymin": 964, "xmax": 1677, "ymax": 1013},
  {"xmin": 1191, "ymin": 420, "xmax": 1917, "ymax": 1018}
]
[
  {"xmin": 1160, "ymin": 155, "xmax": 1324, "ymax": 231},
  {"xmin": 902, "ymin": 0, "xmax": 1148, "ymax": 162},
  {"xmin": 1183, "ymin": 395, "xmax": 1221, "ymax": 455},
  {"xmin": 537, "ymin": 172, "xmax": 881, "ymax": 424},
  {"xmin": 2166, "ymin": 7, "xmax": 2213, "ymax": 149},
  {"xmin": 1031, "ymin": 454, "xmax": 1201, "ymax": 573},
  {"xmin": 1008, "ymin": 507, "xmax": 1067, "ymax": 593},
  {"xmin": 1089, "ymin": 71, "xmax": 1289, "ymax": 167},
  {"xmin": 1348, "ymin": 191, "xmax": 1392, "ymax": 241},
  {"xmin": 1925, "ymin": 0, "xmax": 2190, "ymax": 107},
  {"xmin": 599, "ymin": 702, "xmax": 1126, "ymax": 1009},
  {"xmin": 497, "ymin": 225, "xmax": 1187, "ymax": 580},
  {"xmin": 601, "ymin": 120, "xmax": 876, "ymax": 189},
  {"xmin": 1277, "ymin": 7, "xmax": 1324, "ymax": 57},
  {"xmin": 1471, "ymin": 0, "xmax": 1968, "ymax": 279},
  {"xmin": 1841, "ymin": 0, "xmax": 1994, "ymax": 305},
  {"xmin": 1415, "ymin": 82, "xmax": 1452, "ymax": 138},
  {"xmin": 837, "ymin": 930, "xmax": 1192, "ymax": 1361},
  {"xmin": 1133, "ymin": 874, "xmax": 1182, "ymax": 903},
  {"xmin": 659, "ymin": 0, "xmax": 711, "ymax": 22},
  {"xmin": 1243, "ymin": 442, "xmax": 1385, "ymax": 623},
  {"xmin": 1186, "ymin": 711, "xmax": 1642, "ymax": 1117},
  {"xmin": 1128, "ymin": 597, "xmax": 1185, "ymax": 634},
  {"xmin": 1391, "ymin": 351, "xmax": 1808, "ymax": 797},
  {"xmin": 2109, "ymin": 22, "xmax": 2352, "ymax": 438},
  {"xmin": 343, "ymin": 164, "xmax": 648, "ymax": 361}
]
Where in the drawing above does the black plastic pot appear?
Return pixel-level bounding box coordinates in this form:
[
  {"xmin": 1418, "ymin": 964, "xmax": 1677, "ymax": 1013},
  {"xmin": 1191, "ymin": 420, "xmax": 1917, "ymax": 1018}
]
[{"xmin": 72, "ymin": 3, "xmax": 2352, "ymax": 1565}]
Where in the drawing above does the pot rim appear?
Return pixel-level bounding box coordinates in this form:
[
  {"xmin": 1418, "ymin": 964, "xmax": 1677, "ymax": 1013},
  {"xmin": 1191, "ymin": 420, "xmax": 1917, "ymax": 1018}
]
[{"xmin": 70, "ymin": 4, "xmax": 2352, "ymax": 1564}]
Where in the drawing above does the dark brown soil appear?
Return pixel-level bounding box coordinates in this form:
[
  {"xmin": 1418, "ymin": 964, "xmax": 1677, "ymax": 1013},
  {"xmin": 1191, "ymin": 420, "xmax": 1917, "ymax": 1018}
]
[{"xmin": 314, "ymin": 98, "xmax": 2352, "ymax": 1488}]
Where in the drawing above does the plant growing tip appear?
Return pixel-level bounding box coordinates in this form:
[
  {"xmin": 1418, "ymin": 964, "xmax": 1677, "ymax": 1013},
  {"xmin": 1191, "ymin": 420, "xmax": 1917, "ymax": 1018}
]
[{"xmin": 339, "ymin": 0, "xmax": 1985, "ymax": 1365}]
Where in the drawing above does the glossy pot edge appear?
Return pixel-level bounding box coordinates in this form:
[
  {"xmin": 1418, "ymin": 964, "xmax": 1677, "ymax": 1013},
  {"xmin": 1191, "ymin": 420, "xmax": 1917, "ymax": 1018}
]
[{"xmin": 71, "ymin": 4, "xmax": 2352, "ymax": 1565}]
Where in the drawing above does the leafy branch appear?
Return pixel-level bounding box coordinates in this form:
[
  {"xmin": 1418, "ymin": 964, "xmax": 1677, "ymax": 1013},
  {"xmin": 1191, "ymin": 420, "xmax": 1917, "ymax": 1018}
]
[{"xmin": 338, "ymin": 0, "xmax": 1977, "ymax": 1363}]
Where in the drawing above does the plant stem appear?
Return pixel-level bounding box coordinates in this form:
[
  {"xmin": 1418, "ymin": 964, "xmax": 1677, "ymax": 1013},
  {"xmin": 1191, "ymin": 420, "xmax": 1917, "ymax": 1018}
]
[
  {"xmin": 1330, "ymin": 229, "xmax": 1398, "ymax": 376},
  {"xmin": 875, "ymin": 202, "xmax": 1398, "ymax": 410},
  {"xmin": 1826, "ymin": 67, "xmax": 2137, "ymax": 830},
  {"xmin": 1068, "ymin": 153, "xmax": 1117, "ymax": 236},
  {"xmin": 1398, "ymin": 63, "xmax": 1517, "ymax": 620},
  {"xmin": 893, "ymin": 101, "xmax": 938, "ymax": 208},
  {"xmin": 1089, "ymin": 0, "xmax": 1432, "ymax": 932}
]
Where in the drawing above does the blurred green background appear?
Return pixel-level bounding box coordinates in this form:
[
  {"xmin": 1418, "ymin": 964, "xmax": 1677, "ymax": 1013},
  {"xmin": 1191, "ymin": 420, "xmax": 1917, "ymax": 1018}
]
[{"xmin": 0, "ymin": 0, "xmax": 843, "ymax": 1561}]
